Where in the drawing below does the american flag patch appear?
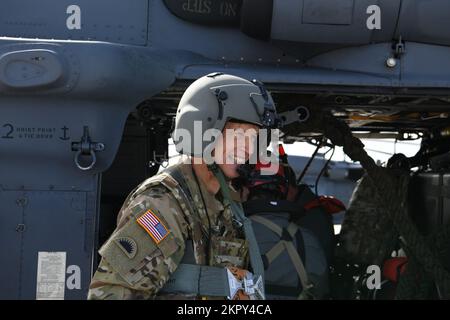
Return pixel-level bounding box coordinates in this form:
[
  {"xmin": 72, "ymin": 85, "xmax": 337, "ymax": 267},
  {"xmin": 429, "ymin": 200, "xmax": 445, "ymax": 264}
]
[{"xmin": 137, "ymin": 210, "xmax": 170, "ymax": 244}]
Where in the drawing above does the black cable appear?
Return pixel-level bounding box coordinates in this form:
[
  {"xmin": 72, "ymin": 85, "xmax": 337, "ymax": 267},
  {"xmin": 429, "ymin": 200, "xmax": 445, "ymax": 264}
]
[
  {"xmin": 297, "ymin": 138, "xmax": 323, "ymax": 185},
  {"xmin": 315, "ymin": 146, "xmax": 335, "ymax": 196}
]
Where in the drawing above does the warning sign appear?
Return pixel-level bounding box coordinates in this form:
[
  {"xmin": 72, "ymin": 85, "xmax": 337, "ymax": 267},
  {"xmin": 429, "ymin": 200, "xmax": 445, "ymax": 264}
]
[{"xmin": 36, "ymin": 252, "xmax": 66, "ymax": 300}]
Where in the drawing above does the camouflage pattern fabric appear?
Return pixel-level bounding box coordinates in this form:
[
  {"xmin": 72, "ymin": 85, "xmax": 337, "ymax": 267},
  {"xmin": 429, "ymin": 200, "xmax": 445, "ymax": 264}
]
[
  {"xmin": 88, "ymin": 156, "xmax": 248, "ymax": 300},
  {"xmin": 336, "ymin": 174, "xmax": 398, "ymax": 266}
]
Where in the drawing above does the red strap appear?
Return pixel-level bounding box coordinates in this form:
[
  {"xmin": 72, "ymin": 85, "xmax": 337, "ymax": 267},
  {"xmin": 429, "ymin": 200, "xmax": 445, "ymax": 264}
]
[
  {"xmin": 383, "ymin": 257, "xmax": 408, "ymax": 283},
  {"xmin": 278, "ymin": 144, "xmax": 286, "ymax": 156},
  {"xmin": 303, "ymin": 196, "xmax": 346, "ymax": 214}
]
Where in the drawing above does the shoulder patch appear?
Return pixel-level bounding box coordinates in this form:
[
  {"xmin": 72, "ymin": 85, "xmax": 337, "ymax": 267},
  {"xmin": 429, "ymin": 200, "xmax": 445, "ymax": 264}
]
[
  {"xmin": 137, "ymin": 209, "xmax": 170, "ymax": 244},
  {"xmin": 114, "ymin": 237, "xmax": 138, "ymax": 259}
]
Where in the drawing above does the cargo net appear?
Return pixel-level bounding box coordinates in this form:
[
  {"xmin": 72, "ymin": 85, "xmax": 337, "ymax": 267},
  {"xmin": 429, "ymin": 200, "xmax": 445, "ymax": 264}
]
[{"xmin": 289, "ymin": 112, "xmax": 450, "ymax": 299}]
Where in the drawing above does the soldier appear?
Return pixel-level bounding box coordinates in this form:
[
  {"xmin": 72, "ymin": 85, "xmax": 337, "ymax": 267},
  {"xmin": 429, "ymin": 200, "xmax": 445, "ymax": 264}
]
[{"xmin": 88, "ymin": 73, "xmax": 279, "ymax": 299}]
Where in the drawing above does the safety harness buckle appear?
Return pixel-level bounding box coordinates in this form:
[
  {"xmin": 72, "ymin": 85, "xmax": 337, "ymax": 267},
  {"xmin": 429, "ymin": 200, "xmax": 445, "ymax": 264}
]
[{"xmin": 226, "ymin": 267, "xmax": 265, "ymax": 300}]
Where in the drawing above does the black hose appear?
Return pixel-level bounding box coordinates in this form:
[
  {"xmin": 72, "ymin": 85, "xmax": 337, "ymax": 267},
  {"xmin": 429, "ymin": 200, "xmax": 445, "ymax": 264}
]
[
  {"xmin": 297, "ymin": 139, "xmax": 322, "ymax": 185},
  {"xmin": 315, "ymin": 146, "xmax": 335, "ymax": 196}
]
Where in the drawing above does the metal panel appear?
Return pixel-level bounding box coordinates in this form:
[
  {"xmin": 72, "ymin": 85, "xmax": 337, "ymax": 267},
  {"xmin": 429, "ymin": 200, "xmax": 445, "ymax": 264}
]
[
  {"xmin": 148, "ymin": 0, "xmax": 296, "ymax": 64},
  {"xmin": 306, "ymin": 43, "xmax": 400, "ymax": 79},
  {"xmin": 19, "ymin": 188, "xmax": 98, "ymax": 299},
  {"xmin": 396, "ymin": 0, "xmax": 450, "ymax": 46},
  {"xmin": 400, "ymin": 42, "xmax": 450, "ymax": 88},
  {"xmin": 302, "ymin": 0, "xmax": 354, "ymax": 25},
  {"xmin": 0, "ymin": 41, "xmax": 175, "ymax": 189},
  {"xmin": 0, "ymin": 38, "xmax": 174, "ymax": 299},
  {"xmin": 0, "ymin": 97, "xmax": 124, "ymax": 189},
  {"xmin": 180, "ymin": 62, "xmax": 395, "ymax": 87},
  {"xmin": 271, "ymin": 0, "xmax": 400, "ymax": 45},
  {"xmin": 0, "ymin": 190, "xmax": 23, "ymax": 299},
  {"xmin": 0, "ymin": 0, "xmax": 148, "ymax": 45}
]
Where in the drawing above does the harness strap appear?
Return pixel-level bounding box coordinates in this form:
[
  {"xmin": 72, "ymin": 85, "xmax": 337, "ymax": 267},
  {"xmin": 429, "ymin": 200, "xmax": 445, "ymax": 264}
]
[
  {"xmin": 209, "ymin": 164, "xmax": 265, "ymax": 297},
  {"xmin": 250, "ymin": 215, "xmax": 283, "ymax": 236},
  {"xmin": 250, "ymin": 215, "xmax": 313, "ymax": 299},
  {"xmin": 284, "ymin": 240, "xmax": 312, "ymax": 293},
  {"xmin": 162, "ymin": 263, "xmax": 264, "ymax": 300},
  {"xmin": 264, "ymin": 241, "xmax": 285, "ymax": 265}
]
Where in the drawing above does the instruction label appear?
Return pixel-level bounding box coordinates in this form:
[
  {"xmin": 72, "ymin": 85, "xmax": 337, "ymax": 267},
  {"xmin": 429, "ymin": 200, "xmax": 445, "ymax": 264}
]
[
  {"xmin": 36, "ymin": 252, "xmax": 67, "ymax": 300},
  {"xmin": 1, "ymin": 124, "xmax": 71, "ymax": 140}
]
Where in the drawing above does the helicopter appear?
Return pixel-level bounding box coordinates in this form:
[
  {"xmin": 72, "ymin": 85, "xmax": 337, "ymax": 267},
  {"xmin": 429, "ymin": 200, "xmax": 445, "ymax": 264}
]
[{"xmin": 1, "ymin": 0, "xmax": 450, "ymax": 299}]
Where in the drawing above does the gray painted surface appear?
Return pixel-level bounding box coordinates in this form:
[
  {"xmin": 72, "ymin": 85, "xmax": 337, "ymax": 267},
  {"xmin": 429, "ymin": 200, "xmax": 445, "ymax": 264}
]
[
  {"xmin": 271, "ymin": 0, "xmax": 400, "ymax": 44},
  {"xmin": 0, "ymin": 0, "xmax": 149, "ymax": 45},
  {"xmin": 0, "ymin": 190, "xmax": 23, "ymax": 299},
  {"xmin": 19, "ymin": 189, "xmax": 98, "ymax": 299}
]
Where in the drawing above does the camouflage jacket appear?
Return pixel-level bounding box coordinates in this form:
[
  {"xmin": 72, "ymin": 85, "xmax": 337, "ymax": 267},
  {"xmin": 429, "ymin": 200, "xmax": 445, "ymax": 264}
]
[{"xmin": 88, "ymin": 156, "xmax": 249, "ymax": 300}]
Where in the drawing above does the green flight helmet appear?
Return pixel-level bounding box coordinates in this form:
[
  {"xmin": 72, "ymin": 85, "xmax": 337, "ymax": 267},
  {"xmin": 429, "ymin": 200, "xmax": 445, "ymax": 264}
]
[{"xmin": 172, "ymin": 72, "xmax": 280, "ymax": 158}]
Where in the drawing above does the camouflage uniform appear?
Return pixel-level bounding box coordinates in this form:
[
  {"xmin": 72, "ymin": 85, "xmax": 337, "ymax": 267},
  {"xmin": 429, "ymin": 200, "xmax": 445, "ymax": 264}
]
[
  {"xmin": 336, "ymin": 174, "xmax": 398, "ymax": 266},
  {"xmin": 88, "ymin": 156, "xmax": 249, "ymax": 299}
]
